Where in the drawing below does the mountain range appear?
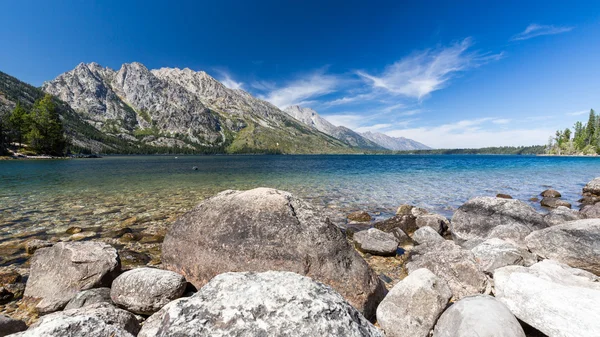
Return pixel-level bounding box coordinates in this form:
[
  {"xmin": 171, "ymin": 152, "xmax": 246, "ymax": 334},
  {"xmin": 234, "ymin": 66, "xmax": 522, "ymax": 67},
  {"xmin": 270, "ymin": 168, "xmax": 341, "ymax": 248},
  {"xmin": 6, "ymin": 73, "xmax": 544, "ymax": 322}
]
[{"xmin": 0, "ymin": 62, "xmax": 430, "ymax": 154}]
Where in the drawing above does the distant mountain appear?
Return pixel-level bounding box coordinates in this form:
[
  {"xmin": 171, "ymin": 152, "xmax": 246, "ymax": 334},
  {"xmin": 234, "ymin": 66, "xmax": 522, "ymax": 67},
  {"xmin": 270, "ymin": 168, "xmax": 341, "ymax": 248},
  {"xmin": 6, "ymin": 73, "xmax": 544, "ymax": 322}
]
[
  {"xmin": 40, "ymin": 62, "xmax": 352, "ymax": 154},
  {"xmin": 361, "ymin": 131, "xmax": 431, "ymax": 151},
  {"xmin": 283, "ymin": 105, "xmax": 384, "ymax": 150}
]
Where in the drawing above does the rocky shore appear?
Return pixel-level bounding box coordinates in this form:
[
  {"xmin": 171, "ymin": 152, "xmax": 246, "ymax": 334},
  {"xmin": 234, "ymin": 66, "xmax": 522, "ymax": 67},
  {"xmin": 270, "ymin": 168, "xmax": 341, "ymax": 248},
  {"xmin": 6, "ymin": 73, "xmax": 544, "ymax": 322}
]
[{"xmin": 1, "ymin": 179, "xmax": 600, "ymax": 336}]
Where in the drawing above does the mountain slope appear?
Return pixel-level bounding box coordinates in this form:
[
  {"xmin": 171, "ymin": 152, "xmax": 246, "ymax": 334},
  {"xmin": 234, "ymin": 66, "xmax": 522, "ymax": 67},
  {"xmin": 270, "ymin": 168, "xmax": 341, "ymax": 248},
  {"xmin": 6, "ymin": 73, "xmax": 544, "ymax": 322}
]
[
  {"xmin": 283, "ymin": 105, "xmax": 384, "ymax": 150},
  {"xmin": 42, "ymin": 63, "xmax": 352, "ymax": 154},
  {"xmin": 361, "ymin": 131, "xmax": 431, "ymax": 150}
]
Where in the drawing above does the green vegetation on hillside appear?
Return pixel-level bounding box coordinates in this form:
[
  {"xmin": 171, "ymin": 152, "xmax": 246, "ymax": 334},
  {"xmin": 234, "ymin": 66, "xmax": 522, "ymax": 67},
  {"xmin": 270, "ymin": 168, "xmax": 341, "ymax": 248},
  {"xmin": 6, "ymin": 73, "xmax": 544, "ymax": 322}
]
[{"xmin": 548, "ymin": 109, "xmax": 599, "ymax": 155}]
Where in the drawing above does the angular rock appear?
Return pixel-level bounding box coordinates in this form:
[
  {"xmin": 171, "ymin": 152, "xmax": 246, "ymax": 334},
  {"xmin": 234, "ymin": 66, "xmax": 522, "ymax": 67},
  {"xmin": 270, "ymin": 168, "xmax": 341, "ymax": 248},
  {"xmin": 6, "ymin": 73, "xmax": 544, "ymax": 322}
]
[
  {"xmin": 23, "ymin": 240, "xmax": 52, "ymax": 255},
  {"xmin": 138, "ymin": 271, "xmax": 383, "ymax": 337},
  {"xmin": 162, "ymin": 188, "xmax": 386, "ymax": 319},
  {"xmin": 579, "ymin": 195, "xmax": 600, "ymax": 206},
  {"xmin": 432, "ymin": 295, "xmax": 525, "ymax": 337},
  {"xmin": 391, "ymin": 228, "xmax": 414, "ymax": 248},
  {"xmin": 543, "ymin": 206, "xmax": 586, "ymax": 226},
  {"xmin": 411, "ymin": 207, "xmax": 429, "ymax": 217},
  {"xmin": 348, "ymin": 211, "xmax": 372, "ymax": 222},
  {"xmin": 111, "ymin": 268, "xmax": 186, "ymax": 315},
  {"xmin": 581, "ymin": 203, "xmax": 600, "ymax": 218},
  {"xmin": 525, "ymin": 219, "xmax": 600, "ymax": 275},
  {"xmin": 451, "ymin": 197, "xmax": 547, "ymax": 248},
  {"xmin": 64, "ymin": 288, "xmax": 112, "ymax": 310},
  {"xmin": 12, "ymin": 303, "xmax": 138, "ymax": 337},
  {"xmin": 416, "ymin": 213, "xmax": 449, "ymax": 234},
  {"xmin": 377, "ymin": 268, "xmax": 452, "ymax": 337},
  {"xmin": 374, "ymin": 214, "xmax": 418, "ymax": 235},
  {"xmin": 24, "ymin": 242, "xmax": 120, "ymax": 313},
  {"xmin": 396, "ymin": 204, "xmax": 414, "ymax": 215},
  {"xmin": 541, "ymin": 189, "xmax": 561, "ymax": 198},
  {"xmin": 406, "ymin": 240, "xmax": 488, "ymax": 299},
  {"xmin": 0, "ymin": 270, "xmax": 24, "ymax": 304},
  {"xmin": 540, "ymin": 197, "xmax": 571, "ymax": 209},
  {"xmin": 471, "ymin": 238, "xmax": 534, "ymax": 273},
  {"xmin": 583, "ymin": 177, "xmax": 600, "ymax": 196},
  {"xmin": 494, "ymin": 260, "xmax": 600, "ymax": 337},
  {"xmin": 353, "ymin": 228, "xmax": 399, "ymax": 256},
  {"xmin": 412, "ymin": 226, "xmax": 445, "ymax": 245},
  {"xmin": 0, "ymin": 314, "xmax": 27, "ymax": 336}
]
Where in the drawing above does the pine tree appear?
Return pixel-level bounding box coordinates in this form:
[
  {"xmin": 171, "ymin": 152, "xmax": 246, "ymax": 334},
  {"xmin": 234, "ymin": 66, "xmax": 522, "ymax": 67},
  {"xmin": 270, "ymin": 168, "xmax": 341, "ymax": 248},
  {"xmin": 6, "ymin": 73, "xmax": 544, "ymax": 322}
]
[
  {"xmin": 28, "ymin": 94, "xmax": 67, "ymax": 155},
  {"xmin": 573, "ymin": 121, "xmax": 585, "ymax": 150},
  {"xmin": 9, "ymin": 102, "xmax": 29, "ymax": 148},
  {"xmin": 585, "ymin": 109, "xmax": 596, "ymax": 146}
]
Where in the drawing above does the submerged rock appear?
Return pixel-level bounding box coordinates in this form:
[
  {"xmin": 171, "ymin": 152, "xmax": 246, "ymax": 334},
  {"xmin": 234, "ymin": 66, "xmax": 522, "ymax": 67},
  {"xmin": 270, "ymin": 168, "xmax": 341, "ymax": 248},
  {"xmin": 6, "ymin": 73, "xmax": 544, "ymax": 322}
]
[
  {"xmin": 64, "ymin": 288, "xmax": 112, "ymax": 310},
  {"xmin": 353, "ymin": 228, "xmax": 399, "ymax": 256},
  {"xmin": 543, "ymin": 206, "xmax": 585, "ymax": 226},
  {"xmin": 432, "ymin": 295, "xmax": 525, "ymax": 337},
  {"xmin": 525, "ymin": 219, "xmax": 600, "ymax": 275},
  {"xmin": 24, "ymin": 242, "xmax": 120, "ymax": 313},
  {"xmin": 162, "ymin": 188, "xmax": 386, "ymax": 319},
  {"xmin": 110, "ymin": 268, "xmax": 186, "ymax": 315},
  {"xmin": 138, "ymin": 271, "xmax": 383, "ymax": 337},
  {"xmin": 377, "ymin": 268, "xmax": 452, "ymax": 337},
  {"xmin": 496, "ymin": 193, "xmax": 513, "ymax": 199},
  {"xmin": 0, "ymin": 270, "xmax": 24, "ymax": 304},
  {"xmin": 348, "ymin": 211, "xmax": 372, "ymax": 222},
  {"xmin": 494, "ymin": 260, "xmax": 600, "ymax": 337}
]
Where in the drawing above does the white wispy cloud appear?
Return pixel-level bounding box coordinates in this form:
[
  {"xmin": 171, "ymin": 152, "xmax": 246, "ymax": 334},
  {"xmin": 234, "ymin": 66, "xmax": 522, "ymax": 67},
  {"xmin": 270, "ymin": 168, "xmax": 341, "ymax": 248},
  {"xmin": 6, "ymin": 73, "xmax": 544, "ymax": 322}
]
[
  {"xmin": 492, "ymin": 118, "xmax": 511, "ymax": 124},
  {"xmin": 250, "ymin": 80, "xmax": 277, "ymax": 92},
  {"xmin": 325, "ymin": 93, "xmax": 376, "ymax": 106},
  {"xmin": 322, "ymin": 114, "xmax": 364, "ymax": 129},
  {"xmin": 355, "ymin": 124, "xmax": 394, "ymax": 133},
  {"xmin": 356, "ymin": 38, "xmax": 503, "ymax": 99},
  {"xmin": 511, "ymin": 24, "xmax": 574, "ymax": 41},
  {"xmin": 215, "ymin": 70, "xmax": 244, "ymax": 90},
  {"xmin": 259, "ymin": 70, "xmax": 339, "ymax": 109},
  {"xmin": 567, "ymin": 109, "xmax": 589, "ymax": 116}
]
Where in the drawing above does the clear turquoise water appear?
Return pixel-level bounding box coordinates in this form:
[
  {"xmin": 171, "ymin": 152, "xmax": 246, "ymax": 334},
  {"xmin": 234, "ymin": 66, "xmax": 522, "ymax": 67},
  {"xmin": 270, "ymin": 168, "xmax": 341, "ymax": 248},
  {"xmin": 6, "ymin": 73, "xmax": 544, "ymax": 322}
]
[{"xmin": 1, "ymin": 155, "xmax": 599, "ymax": 265}]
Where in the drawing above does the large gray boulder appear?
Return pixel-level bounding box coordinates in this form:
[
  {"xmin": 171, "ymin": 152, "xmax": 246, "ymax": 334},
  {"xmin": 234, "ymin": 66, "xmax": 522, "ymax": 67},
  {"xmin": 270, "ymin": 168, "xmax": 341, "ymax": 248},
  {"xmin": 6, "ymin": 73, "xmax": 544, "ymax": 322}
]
[
  {"xmin": 162, "ymin": 188, "xmax": 386, "ymax": 319},
  {"xmin": 525, "ymin": 219, "xmax": 600, "ymax": 275},
  {"xmin": 415, "ymin": 214, "xmax": 449, "ymax": 234},
  {"xmin": 471, "ymin": 238, "xmax": 535, "ymax": 273},
  {"xmin": 583, "ymin": 177, "xmax": 600, "ymax": 196},
  {"xmin": 581, "ymin": 203, "xmax": 600, "ymax": 218},
  {"xmin": 138, "ymin": 271, "xmax": 383, "ymax": 337},
  {"xmin": 353, "ymin": 228, "xmax": 399, "ymax": 256},
  {"xmin": 12, "ymin": 303, "xmax": 139, "ymax": 337},
  {"xmin": 406, "ymin": 240, "xmax": 488, "ymax": 299},
  {"xmin": 412, "ymin": 226, "xmax": 445, "ymax": 245},
  {"xmin": 543, "ymin": 206, "xmax": 585, "ymax": 226},
  {"xmin": 110, "ymin": 268, "xmax": 186, "ymax": 315},
  {"xmin": 64, "ymin": 287, "xmax": 112, "ymax": 310},
  {"xmin": 494, "ymin": 260, "xmax": 600, "ymax": 337},
  {"xmin": 432, "ymin": 295, "xmax": 525, "ymax": 337},
  {"xmin": 451, "ymin": 197, "xmax": 548, "ymax": 248},
  {"xmin": 0, "ymin": 315, "xmax": 27, "ymax": 336},
  {"xmin": 376, "ymin": 268, "xmax": 452, "ymax": 337},
  {"xmin": 24, "ymin": 242, "xmax": 120, "ymax": 313}
]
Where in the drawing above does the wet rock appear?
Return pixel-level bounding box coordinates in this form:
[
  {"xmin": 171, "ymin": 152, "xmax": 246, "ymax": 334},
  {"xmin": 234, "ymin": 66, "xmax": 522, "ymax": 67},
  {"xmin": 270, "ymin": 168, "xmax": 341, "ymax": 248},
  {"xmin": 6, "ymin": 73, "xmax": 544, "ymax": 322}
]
[
  {"xmin": 579, "ymin": 195, "xmax": 600, "ymax": 206},
  {"xmin": 14, "ymin": 303, "xmax": 139, "ymax": 337},
  {"xmin": 540, "ymin": 197, "xmax": 571, "ymax": 209},
  {"xmin": 451, "ymin": 197, "xmax": 547, "ymax": 248},
  {"xmin": 391, "ymin": 228, "xmax": 414, "ymax": 248},
  {"xmin": 583, "ymin": 177, "xmax": 600, "ymax": 196},
  {"xmin": 138, "ymin": 271, "xmax": 382, "ymax": 337},
  {"xmin": 416, "ymin": 213, "xmax": 449, "ymax": 234},
  {"xmin": 120, "ymin": 232, "xmax": 142, "ymax": 242},
  {"xmin": 348, "ymin": 211, "xmax": 372, "ymax": 222},
  {"xmin": 525, "ymin": 219, "xmax": 600, "ymax": 275},
  {"xmin": 540, "ymin": 189, "xmax": 561, "ymax": 198},
  {"xmin": 374, "ymin": 214, "xmax": 418, "ymax": 235},
  {"xmin": 0, "ymin": 270, "xmax": 24, "ymax": 304},
  {"xmin": 412, "ymin": 226, "xmax": 445, "ymax": 245},
  {"xmin": 162, "ymin": 188, "xmax": 386, "ymax": 320},
  {"xmin": 119, "ymin": 249, "xmax": 151, "ymax": 267},
  {"xmin": 406, "ymin": 240, "xmax": 488, "ymax": 299},
  {"xmin": 529, "ymin": 197, "xmax": 540, "ymax": 202},
  {"xmin": 64, "ymin": 288, "xmax": 112, "ymax": 310},
  {"xmin": 471, "ymin": 238, "xmax": 533, "ymax": 274},
  {"xmin": 0, "ymin": 314, "xmax": 27, "ymax": 336},
  {"xmin": 494, "ymin": 260, "xmax": 600, "ymax": 337},
  {"xmin": 23, "ymin": 240, "xmax": 52, "ymax": 255},
  {"xmin": 111, "ymin": 268, "xmax": 186, "ymax": 315},
  {"xmin": 65, "ymin": 226, "xmax": 83, "ymax": 234},
  {"xmin": 24, "ymin": 242, "xmax": 120, "ymax": 313},
  {"xmin": 396, "ymin": 204, "xmax": 413, "ymax": 215},
  {"xmin": 432, "ymin": 295, "xmax": 525, "ymax": 337},
  {"xmin": 353, "ymin": 228, "xmax": 399, "ymax": 256},
  {"xmin": 496, "ymin": 193, "xmax": 513, "ymax": 199},
  {"xmin": 543, "ymin": 206, "xmax": 586, "ymax": 226},
  {"xmin": 377, "ymin": 268, "xmax": 452, "ymax": 337},
  {"xmin": 410, "ymin": 207, "xmax": 429, "ymax": 217},
  {"xmin": 581, "ymin": 203, "xmax": 600, "ymax": 218}
]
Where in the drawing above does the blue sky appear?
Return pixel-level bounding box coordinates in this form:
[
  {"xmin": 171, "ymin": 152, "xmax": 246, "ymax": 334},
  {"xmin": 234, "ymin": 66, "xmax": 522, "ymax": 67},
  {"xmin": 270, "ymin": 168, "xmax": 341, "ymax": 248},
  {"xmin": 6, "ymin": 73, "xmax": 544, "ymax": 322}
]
[{"xmin": 1, "ymin": 0, "xmax": 599, "ymax": 148}]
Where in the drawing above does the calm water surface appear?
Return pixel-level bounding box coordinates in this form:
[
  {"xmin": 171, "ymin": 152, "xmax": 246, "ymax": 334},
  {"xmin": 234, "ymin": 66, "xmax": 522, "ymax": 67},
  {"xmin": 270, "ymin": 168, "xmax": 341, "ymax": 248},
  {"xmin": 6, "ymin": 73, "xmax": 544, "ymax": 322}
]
[{"xmin": 1, "ymin": 155, "xmax": 599, "ymax": 266}]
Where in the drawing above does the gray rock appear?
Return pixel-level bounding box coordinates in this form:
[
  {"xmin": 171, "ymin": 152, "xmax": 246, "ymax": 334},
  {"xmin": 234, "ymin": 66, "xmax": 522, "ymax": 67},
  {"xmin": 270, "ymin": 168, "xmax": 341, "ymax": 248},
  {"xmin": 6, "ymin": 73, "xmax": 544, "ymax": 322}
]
[
  {"xmin": 348, "ymin": 211, "xmax": 372, "ymax": 222},
  {"xmin": 64, "ymin": 287, "xmax": 112, "ymax": 310},
  {"xmin": 416, "ymin": 213, "xmax": 449, "ymax": 234},
  {"xmin": 353, "ymin": 228, "xmax": 399, "ymax": 256},
  {"xmin": 432, "ymin": 295, "xmax": 525, "ymax": 337},
  {"xmin": 525, "ymin": 219, "xmax": 600, "ymax": 275},
  {"xmin": 406, "ymin": 240, "xmax": 488, "ymax": 299},
  {"xmin": 471, "ymin": 238, "xmax": 535, "ymax": 273},
  {"xmin": 361, "ymin": 131, "xmax": 431, "ymax": 151},
  {"xmin": 14, "ymin": 303, "xmax": 139, "ymax": 337},
  {"xmin": 581, "ymin": 203, "xmax": 600, "ymax": 218},
  {"xmin": 543, "ymin": 206, "xmax": 586, "ymax": 226},
  {"xmin": 0, "ymin": 315, "xmax": 27, "ymax": 336},
  {"xmin": 411, "ymin": 207, "xmax": 429, "ymax": 217},
  {"xmin": 162, "ymin": 188, "xmax": 386, "ymax": 320},
  {"xmin": 496, "ymin": 193, "xmax": 513, "ymax": 199},
  {"xmin": 396, "ymin": 204, "xmax": 414, "ymax": 215},
  {"xmin": 110, "ymin": 268, "xmax": 186, "ymax": 315},
  {"xmin": 451, "ymin": 197, "xmax": 547, "ymax": 248},
  {"xmin": 583, "ymin": 177, "xmax": 600, "ymax": 196},
  {"xmin": 138, "ymin": 271, "xmax": 383, "ymax": 337},
  {"xmin": 376, "ymin": 268, "xmax": 452, "ymax": 337},
  {"xmin": 391, "ymin": 228, "xmax": 414, "ymax": 248},
  {"xmin": 24, "ymin": 242, "xmax": 120, "ymax": 313},
  {"xmin": 412, "ymin": 226, "xmax": 445, "ymax": 245},
  {"xmin": 23, "ymin": 240, "xmax": 52, "ymax": 255},
  {"xmin": 374, "ymin": 214, "xmax": 418, "ymax": 235},
  {"xmin": 541, "ymin": 189, "xmax": 561, "ymax": 198},
  {"xmin": 494, "ymin": 260, "xmax": 600, "ymax": 337},
  {"xmin": 540, "ymin": 197, "xmax": 571, "ymax": 209}
]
